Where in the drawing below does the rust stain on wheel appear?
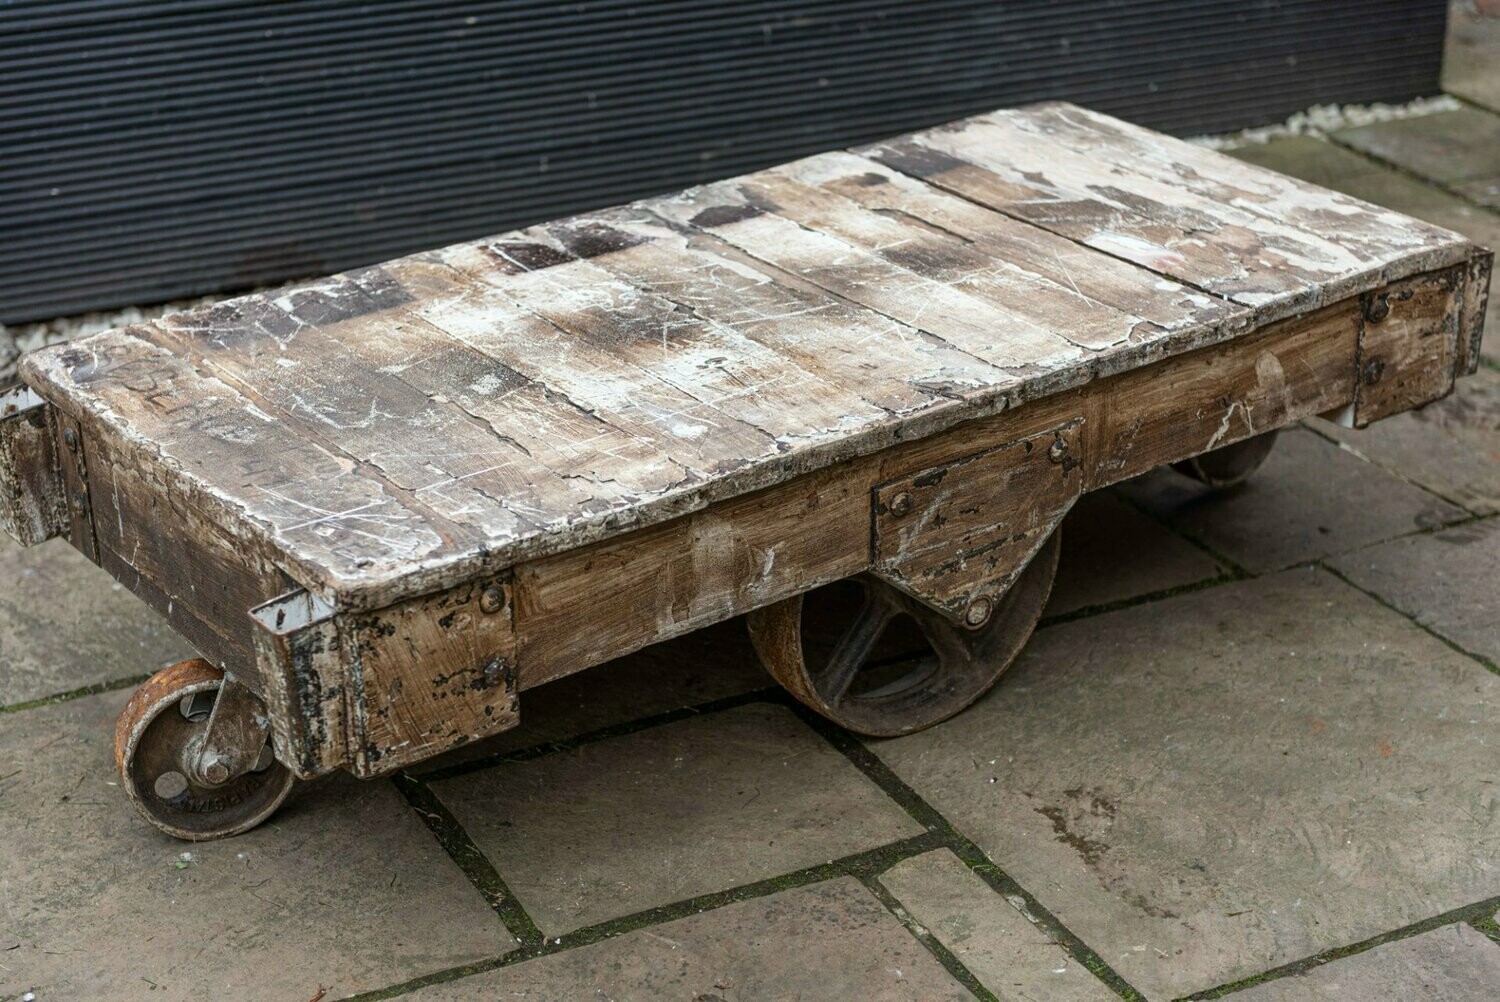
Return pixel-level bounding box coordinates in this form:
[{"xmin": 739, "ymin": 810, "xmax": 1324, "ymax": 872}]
[{"xmin": 115, "ymin": 658, "xmax": 295, "ymax": 841}]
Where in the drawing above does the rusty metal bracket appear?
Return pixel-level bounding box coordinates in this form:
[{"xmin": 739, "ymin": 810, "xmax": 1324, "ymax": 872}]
[
  {"xmin": 0, "ymin": 385, "xmax": 67, "ymax": 546},
  {"xmin": 251, "ymin": 575, "xmax": 520, "ymax": 778},
  {"xmin": 870, "ymin": 419, "xmax": 1083, "ymax": 624},
  {"xmin": 251, "ymin": 589, "xmax": 344, "ymax": 779}
]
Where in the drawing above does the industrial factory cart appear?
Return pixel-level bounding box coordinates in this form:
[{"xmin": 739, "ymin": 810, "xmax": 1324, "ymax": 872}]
[{"xmin": 1, "ymin": 104, "xmax": 1489, "ymax": 840}]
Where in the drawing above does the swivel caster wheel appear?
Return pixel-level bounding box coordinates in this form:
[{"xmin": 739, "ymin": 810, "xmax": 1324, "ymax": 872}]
[
  {"xmin": 748, "ymin": 530, "xmax": 1060, "ymax": 737},
  {"xmin": 114, "ymin": 659, "xmax": 295, "ymax": 840},
  {"xmin": 1171, "ymin": 430, "xmax": 1279, "ymax": 489}
]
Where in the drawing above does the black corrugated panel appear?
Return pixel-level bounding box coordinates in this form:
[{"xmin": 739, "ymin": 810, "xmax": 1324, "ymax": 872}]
[{"xmin": 2, "ymin": 0, "xmax": 1449, "ymax": 323}]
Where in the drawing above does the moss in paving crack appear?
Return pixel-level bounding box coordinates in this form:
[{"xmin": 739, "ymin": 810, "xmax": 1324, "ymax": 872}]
[
  {"xmin": 344, "ymin": 833, "xmax": 944, "ymax": 1001},
  {"xmin": 390, "ymin": 772, "xmax": 544, "ymax": 948},
  {"xmin": 860, "ymin": 872, "xmax": 999, "ymax": 1002},
  {"xmin": 1038, "ymin": 574, "xmax": 1236, "ymax": 629},
  {"xmin": 783, "ymin": 696, "xmax": 1146, "ymax": 1002},
  {"xmin": 413, "ymin": 687, "xmax": 777, "ymax": 782},
  {"xmin": 0, "ymin": 672, "xmax": 149, "ymax": 714},
  {"xmin": 1470, "ymin": 912, "xmax": 1500, "ymax": 946},
  {"xmin": 1319, "ymin": 558, "xmax": 1500, "ymax": 677},
  {"xmin": 1184, "ymin": 894, "xmax": 1500, "ymax": 999}
]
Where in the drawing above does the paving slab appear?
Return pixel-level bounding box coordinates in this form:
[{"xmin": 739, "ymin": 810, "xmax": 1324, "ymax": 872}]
[
  {"xmin": 1335, "ymin": 107, "xmax": 1500, "ymax": 209},
  {"xmin": 399, "ymin": 877, "xmax": 970, "ymax": 1001},
  {"xmin": 1228, "ymin": 135, "xmax": 1500, "ymax": 367},
  {"xmin": 1232, "ymin": 923, "xmax": 1500, "ymax": 1001},
  {"xmin": 1045, "ymin": 489, "xmax": 1224, "ymax": 618},
  {"xmin": 872, "ymin": 568, "xmax": 1500, "ymax": 1001},
  {"xmin": 0, "ymin": 691, "xmax": 510, "ymax": 1002},
  {"xmin": 0, "ymin": 536, "xmax": 192, "ymax": 707},
  {"xmin": 413, "ymin": 618, "xmax": 770, "ymax": 773},
  {"xmin": 431, "ymin": 701, "xmax": 923, "ymax": 936},
  {"xmin": 879, "ymin": 849, "xmax": 1117, "ymax": 1002},
  {"xmin": 1116, "ymin": 428, "xmax": 1464, "ymax": 572},
  {"xmin": 1329, "ymin": 518, "xmax": 1500, "ymax": 667},
  {"xmin": 1445, "ymin": 1, "xmax": 1500, "ymax": 114},
  {"xmin": 1313, "ymin": 366, "xmax": 1500, "ymax": 516}
]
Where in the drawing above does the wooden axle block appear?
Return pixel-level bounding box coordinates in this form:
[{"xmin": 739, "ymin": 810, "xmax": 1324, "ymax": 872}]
[
  {"xmin": 252, "ymin": 577, "xmax": 520, "ymax": 778},
  {"xmin": 872, "ymin": 420, "xmax": 1084, "ymax": 621}
]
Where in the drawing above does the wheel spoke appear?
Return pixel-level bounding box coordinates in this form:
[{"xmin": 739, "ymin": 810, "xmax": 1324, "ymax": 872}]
[{"xmin": 814, "ymin": 588, "xmax": 895, "ymax": 704}]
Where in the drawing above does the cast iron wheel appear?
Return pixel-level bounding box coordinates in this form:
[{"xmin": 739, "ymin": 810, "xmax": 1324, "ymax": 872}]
[
  {"xmin": 1171, "ymin": 430, "xmax": 1279, "ymax": 489},
  {"xmin": 748, "ymin": 529, "xmax": 1061, "ymax": 737},
  {"xmin": 114, "ymin": 659, "xmax": 294, "ymax": 841}
]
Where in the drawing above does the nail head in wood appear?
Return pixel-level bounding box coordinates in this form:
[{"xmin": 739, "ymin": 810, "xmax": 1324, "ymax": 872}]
[
  {"xmin": 1047, "ymin": 437, "xmax": 1069, "ymax": 464},
  {"xmin": 479, "ymin": 585, "xmax": 507, "ymax": 615},
  {"xmin": 1365, "ymin": 294, "xmax": 1390, "ymax": 324},
  {"xmin": 1363, "ymin": 358, "xmax": 1385, "ymax": 386},
  {"xmin": 963, "ymin": 595, "xmax": 993, "ymax": 628},
  {"xmin": 62, "ymin": 426, "xmax": 79, "ymax": 451},
  {"xmin": 889, "ymin": 491, "xmax": 914, "ymax": 518}
]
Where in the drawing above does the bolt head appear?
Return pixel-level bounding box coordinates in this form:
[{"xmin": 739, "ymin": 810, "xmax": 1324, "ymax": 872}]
[
  {"xmin": 201, "ymin": 756, "xmax": 230, "ymax": 784},
  {"xmin": 889, "ymin": 491, "xmax": 914, "ymax": 518},
  {"xmin": 1047, "ymin": 438, "xmax": 1069, "ymax": 464},
  {"xmin": 1365, "ymin": 295, "xmax": 1390, "ymax": 324},
  {"xmin": 479, "ymin": 586, "xmax": 507, "ymax": 615},
  {"xmin": 1363, "ymin": 358, "xmax": 1385, "ymax": 386},
  {"xmin": 964, "ymin": 596, "xmax": 993, "ymax": 628}
]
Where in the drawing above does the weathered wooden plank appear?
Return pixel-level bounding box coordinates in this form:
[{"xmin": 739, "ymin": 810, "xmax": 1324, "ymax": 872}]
[
  {"xmin": 862, "ymin": 103, "xmax": 1471, "ymax": 321},
  {"xmin": 142, "ymin": 288, "xmax": 591, "ymax": 559},
  {"xmin": 650, "ymin": 181, "xmax": 1089, "ymax": 378},
  {"xmin": 86, "ymin": 430, "xmax": 292, "ymax": 675},
  {"xmin": 18, "ymin": 329, "xmax": 444, "ymax": 593},
  {"xmin": 541, "ymin": 208, "xmax": 1013, "ymax": 417},
  {"xmin": 414, "ymin": 246, "xmax": 782, "ymax": 475},
  {"xmin": 0, "ymin": 386, "xmax": 66, "ymax": 546},
  {"xmin": 513, "ymin": 460, "xmax": 869, "ymax": 688},
  {"xmin": 442, "ymin": 231, "xmax": 891, "ymax": 445},
  {"xmin": 332, "ymin": 266, "xmax": 684, "ymax": 504},
  {"xmin": 742, "ymin": 158, "xmax": 1196, "ymax": 354},
  {"xmin": 777, "ymin": 151, "xmax": 1251, "ymax": 351},
  {"xmin": 53, "ymin": 408, "xmax": 97, "ymax": 563}
]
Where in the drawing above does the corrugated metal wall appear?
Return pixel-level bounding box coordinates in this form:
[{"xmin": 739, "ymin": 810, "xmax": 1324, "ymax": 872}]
[{"xmin": 3, "ymin": 0, "xmax": 1449, "ymax": 323}]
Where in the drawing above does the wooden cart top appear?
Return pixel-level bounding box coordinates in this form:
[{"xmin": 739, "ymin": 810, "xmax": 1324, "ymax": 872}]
[{"xmin": 20, "ymin": 103, "xmax": 1481, "ymax": 609}]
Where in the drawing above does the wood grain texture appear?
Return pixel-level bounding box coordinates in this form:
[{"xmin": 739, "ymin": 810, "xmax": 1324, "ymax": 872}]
[
  {"xmin": 1354, "ymin": 267, "xmax": 1464, "ymax": 426},
  {"xmin": 871, "ymin": 420, "xmax": 1083, "ymax": 618},
  {"xmin": 0, "ymin": 387, "xmax": 65, "ymax": 546},
  {"xmin": 1460, "ymin": 249, "xmax": 1493, "ymax": 377},
  {"xmin": 12, "ymin": 102, "xmax": 1487, "ymax": 628},
  {"xmin": 861, "ymin": 103, "xmax": 1472, "ymax": 321}
]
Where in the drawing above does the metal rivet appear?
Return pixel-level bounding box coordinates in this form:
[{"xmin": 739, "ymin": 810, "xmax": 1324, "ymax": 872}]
[
  {"xmin": 479, "ymin": 586, "xmax": 506, "ymax": 615},
  {"xmin": 62, "ymin": 426, "xmax": 79, "ymax": 451},
  {"xmin": 964, "ymin": 596, "xmax": 993, "ymax": 628},
  {"xmin": 889, "ymin": 491, "xmax": 914, "ymax": 517},
  {"xmin": 1047, "ymin": 438, "xmax": 1069, "ymax": 464},
  {"xmin": 483, "ymin": 658, "xmax": 504, "ymax": 686},
  {"xmin": 1364, "ymin": 295, "xmax": 1390, "ymax": 324},
  {"xmin": 1362, "ymin": 358, "xmax": 1385, "ymax": 386}
]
